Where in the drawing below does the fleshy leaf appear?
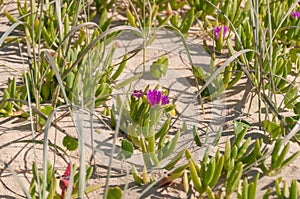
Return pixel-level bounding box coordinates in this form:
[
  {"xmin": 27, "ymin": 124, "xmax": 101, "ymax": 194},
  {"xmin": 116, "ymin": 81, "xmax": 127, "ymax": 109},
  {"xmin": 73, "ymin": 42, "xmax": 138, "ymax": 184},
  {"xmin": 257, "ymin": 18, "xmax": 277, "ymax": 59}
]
[
  {"xmin": 107, "ymin": 186, "xmax": 122, "ymax": 199},
  {"xmin": 193, "ymin": 125, "xmax": 202, "ymax": 147},
  {"xmin": 117, "ymin": 139, "xmax": 134, "ymax": 159},
  {"xmin": 150, "ymin": 56, "xmax": 168, "ymax": 79},
  {"xmin": 38, "ymin": 105, "xmax": 54, "ymax": 126},
  {"xmin": 63, "ymin": 135, "xmax": 78, "ymax": 151}
]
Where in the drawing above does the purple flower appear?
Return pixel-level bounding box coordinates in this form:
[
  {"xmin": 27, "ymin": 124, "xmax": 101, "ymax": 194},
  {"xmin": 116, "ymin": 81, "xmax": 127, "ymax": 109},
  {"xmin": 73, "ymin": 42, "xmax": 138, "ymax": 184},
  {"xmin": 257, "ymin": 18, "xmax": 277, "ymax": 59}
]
[
  {"xmin": 146, "ymin": 90, "xmax": 169, "ymax": 106},
  {"xmin": 132, "ymin": 90, "xmax": 143, "ymax": 98},
  {"xmin": 147, "ymin": 90, "xmax": 162, "ymax": 106},
  {"xmin": 291, "ymin": 11, "xmax": 300, "ymax": 19},
  {"xmin": 214, "ymin": 25, "xmax": 228, "ymax": 39},
  {"xmin": 161, "ymin": 95, "xmax": 169, "ymax": 105}
]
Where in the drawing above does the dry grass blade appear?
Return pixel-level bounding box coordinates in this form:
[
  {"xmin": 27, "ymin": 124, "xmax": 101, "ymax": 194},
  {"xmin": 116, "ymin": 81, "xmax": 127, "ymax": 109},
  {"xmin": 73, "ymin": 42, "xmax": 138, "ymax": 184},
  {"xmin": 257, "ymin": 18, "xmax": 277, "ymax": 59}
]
[
  {"xmin": 62, "ymin": 25, "xmax": 142, "ymax": 80},
  {"xmin": 23, "ymin": 61, "xmax": 43, "ymax": 197},
  {"xmin": 59, "ymin": 22, "xmax": 100, "ymax": 49},
  {"xmin": 55, "ymin": 0, "xmax": 63, "ymax": 42},
  {"xmin": 0, "ymin": 21, "xmax": 24, "ymax": 46},
  {"xmin": 283, "ymin": 119, "xmax": 300, "ymax": 145},
  {"xmin": 74, "ymin": 111, "xmax": 86, "ymax": 197},
  {"xmin": 44, "ymin": 51, "xmax": 69, "ymax": 105},
  {"xmin": 41, "ymin": 109, "xmax": 55, "ymax": 198},
  {"xmin": 0, "ymin": 159, "xmax": 31, "ymax": 198}
]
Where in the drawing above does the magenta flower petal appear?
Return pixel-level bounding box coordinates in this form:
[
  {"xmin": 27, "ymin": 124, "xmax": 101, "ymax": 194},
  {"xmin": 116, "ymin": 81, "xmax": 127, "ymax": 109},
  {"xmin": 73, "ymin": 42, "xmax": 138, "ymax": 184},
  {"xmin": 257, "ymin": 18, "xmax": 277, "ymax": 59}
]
[
  {"xmin": 60, "ymin": 178, "xmax": 69, "ymax": 190},
  {"xmin": 147, "ymin": 90, "xmax": 162, "ymax": 106},
  {"xmin": 214, "ymin": 26, "xmax": 221, "ymax": 39},
  {"xmin": 60, "ymin": 163, "xmax": 74, "ymax": 198},
  {"xmin": 60, "ymin": 177, "xmax": 75, "ymax": 198},
  {"xmin": 214, "ymin": 25, "xmax": 228, "ymax": 39},
  {"xmin": 161, "ymin": 95, "xmax": 169, "ymax": 105},
  {"xmin": 63, "ymin": 163, "xmax": 71, "ymax": 177},
  {"xmin": 132, "ymin": 90, "xmax": 143, "ymax": 98},
  {"xmin": 224, "ymin": 26, "xmax": 228, "ymax": 36},
  {"xmin": 146, "ymin": 90, "xmax": 170, "ymax": 106},
  {"xmin": 291, "ymin": 11, "xmax": 300, "ymax": 19}
]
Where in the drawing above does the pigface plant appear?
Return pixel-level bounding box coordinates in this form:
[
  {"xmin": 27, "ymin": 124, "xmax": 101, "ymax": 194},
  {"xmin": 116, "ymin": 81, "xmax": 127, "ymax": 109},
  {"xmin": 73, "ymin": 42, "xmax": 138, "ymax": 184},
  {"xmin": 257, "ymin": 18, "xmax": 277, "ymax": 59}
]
[
  {"xmin": 0, "ymin": 77, "xmax": 26, "ymax": 117},
  {"xmin": 185, "ymin": 149, "xmax": 224, "ymax": 196},
  {"xmin": 263, "ymin": 178, "xmax": 299, "ymax": 199},
  {"xmin": 259, "ymin": 139, "xmax": 300, "ymax": 176},
  {"xmin": 112, "ymin": 85, "xmax": 177, "ymax": 168},
  {"xmin": 237, "ymin": 173, "xmax": 260, "ymax": 199},
  {"xmin": 29, "ymin": 162, "xmax": 99, "ymax": 198},
  {"xmin": 213, "ymin": 25, "xmax": 229, "ymax": 53}
]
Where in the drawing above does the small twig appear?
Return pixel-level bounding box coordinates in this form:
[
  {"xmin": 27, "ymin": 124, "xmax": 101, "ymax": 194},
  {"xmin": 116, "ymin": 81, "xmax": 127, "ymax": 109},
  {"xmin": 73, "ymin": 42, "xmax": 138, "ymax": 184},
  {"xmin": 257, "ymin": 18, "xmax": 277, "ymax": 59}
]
[{"xmin": 6, "ymin": 98, "xmax": 67, "ymax": 134}]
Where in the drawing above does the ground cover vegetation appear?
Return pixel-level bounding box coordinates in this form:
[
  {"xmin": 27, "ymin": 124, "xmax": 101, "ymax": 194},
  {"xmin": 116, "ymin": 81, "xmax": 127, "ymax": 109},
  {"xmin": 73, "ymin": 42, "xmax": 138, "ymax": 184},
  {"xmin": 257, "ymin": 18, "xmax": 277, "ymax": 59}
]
[{"xmin": 0, "ymin": 0, "xmax": 300, "ymax": 198}]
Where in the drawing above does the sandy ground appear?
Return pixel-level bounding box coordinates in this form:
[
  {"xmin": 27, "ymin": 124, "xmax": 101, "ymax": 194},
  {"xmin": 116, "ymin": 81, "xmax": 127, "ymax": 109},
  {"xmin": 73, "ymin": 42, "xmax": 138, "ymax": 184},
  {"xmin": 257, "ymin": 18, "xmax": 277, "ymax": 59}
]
[{"xmin": 0, "ymin": 1, "xmax": 300, "ymax": 199}]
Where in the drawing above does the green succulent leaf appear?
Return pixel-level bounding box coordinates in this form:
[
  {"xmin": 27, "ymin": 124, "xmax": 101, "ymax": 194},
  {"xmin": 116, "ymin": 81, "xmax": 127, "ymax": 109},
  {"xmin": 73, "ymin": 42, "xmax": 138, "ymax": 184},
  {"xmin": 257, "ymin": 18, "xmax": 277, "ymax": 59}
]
[
  {"xmin": 165, "ymin": 163, "xmax": 188, "ymax": 183},
  {"xmin": 234, "ymin": 120, "xmax": 250, "ymax": 135},
  {"xmin": 290, "ymin": 48, "xmax": 300, "ymax": 63},
  {"xmin": 107, "ymin": 186, "xmax": 122, "ymax": 199},
  {"xmin": 290, "ymin": 180, "xmax": 298, "ymax": 199},
  {"xmin": 193, "ymin": 125, "xmax": 202, "ymax": 147},
  {"xmin": 293, "ymin": 102, "xmax": 300, "ymax": 115},
  {"xmin": 117, "ymin": 139, "xmax": 134, "ymax": 159},
  {"xmin": 38, "ymin": 105, "xmax": 54, "ymax": 126},
  {"xmin": 63, "ymin": 135, "xmax": 79, "ymax": 151},
  {"xmin": 132, "ymin": 165, "xmax": 143, "ymax": 186},
  {"xmin": 150, "ymin": 56, "xmax": 168, "ymax": 79},
  {"xmin": 164, "ymin": 149, "xmax": 185, "ymax": 170},
  {"xmin": 29, "ymin": 177, "xmax": 36, "ymax": 198},
  {"xmin": 111, "ymin": 55, "xmax": 127, "ymax": 80},
  {"xmin": 193, "ymin": 65, "xmax": 209, "ymax": 80},
  {"xmin": 83, "ymin": 184, "xmax": 102, "ymax": 195},
  {"xmin": 180, "ymin": 7, "xmax": 194, "ymax": 34},
  {"xmin": 159, "ymin": 130, "xmax": 180, "ymax": 160},
  {"xmin": 284, "ymin": 85, "xmax": 298, "ymax": 109},
  {"xmin": 263, "ymin": 120, "xmax": 282, "ymax": 139}
]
